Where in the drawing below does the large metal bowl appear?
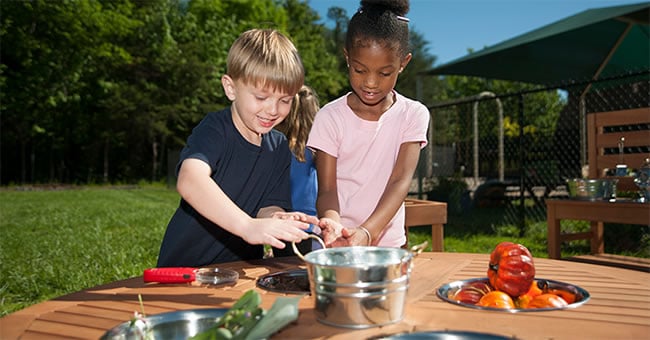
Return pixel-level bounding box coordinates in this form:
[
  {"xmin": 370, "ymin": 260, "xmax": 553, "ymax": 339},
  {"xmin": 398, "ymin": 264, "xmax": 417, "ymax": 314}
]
[
  {"xmin": 566, "ymin": 178, "xmax": 617, "ymax": 200},
  {"xmin": 437, "ymin": 277, "xmax": 590, "ymax": 312}
]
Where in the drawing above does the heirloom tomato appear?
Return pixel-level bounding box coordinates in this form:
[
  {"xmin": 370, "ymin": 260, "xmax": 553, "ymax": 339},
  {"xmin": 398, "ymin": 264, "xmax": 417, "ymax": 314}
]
[
  {"xmin": 516, "ymin": 280, "xmax": 544, "ymax": 309},
  {"xmin": 527, "ymin": 293, "xmax": 568, "ymax": 308},
  {"xmin": 477, "ymin": 291, "xmax": 515, "ymax": 309},
  {"xmin": 451, "ymin": 281, "xmax": 492, "ymax": 304},
  {"xmin": 487, "ymin": 242, "xmax": 535, "ymax": 297},
  {"xmin": 547, "ymin": 288, "xmax": 576, "ymax": 304}
]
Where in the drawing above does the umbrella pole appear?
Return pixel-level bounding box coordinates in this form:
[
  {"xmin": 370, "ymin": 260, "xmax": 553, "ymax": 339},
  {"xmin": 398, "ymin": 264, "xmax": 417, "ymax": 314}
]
[
  {"xmin": 580, "ymin": 97, "xmax": 587, "ymax": 168},
  {"xmin": 580, "ymin": 23, "xmax": 633, "ymax": 98},
  {"xmin": 578, "ymin": 23, "xmax": 632, "ymax": 170}
]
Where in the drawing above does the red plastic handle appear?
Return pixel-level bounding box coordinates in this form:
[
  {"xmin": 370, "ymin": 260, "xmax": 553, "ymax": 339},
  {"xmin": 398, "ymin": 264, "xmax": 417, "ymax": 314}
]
[{"xmin": 143, "ymin": 267, "xmax": 196, "ymax": 283}]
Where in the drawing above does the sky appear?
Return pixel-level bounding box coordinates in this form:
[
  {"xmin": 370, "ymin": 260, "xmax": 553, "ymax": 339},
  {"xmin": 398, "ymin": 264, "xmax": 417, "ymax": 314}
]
[{"xmin": 308, "ymin": 0, "xmax": 645, "ymax": 66}]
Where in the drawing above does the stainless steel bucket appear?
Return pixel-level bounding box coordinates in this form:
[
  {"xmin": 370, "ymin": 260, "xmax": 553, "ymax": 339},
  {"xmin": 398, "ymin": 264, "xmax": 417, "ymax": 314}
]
[
  {"xmin": 566, "ymin": 178, "xmax": 618, "ymax": 200},
  {"xmin": 293, "ymin": 236, "xmax": 424, "ymax": 328}
]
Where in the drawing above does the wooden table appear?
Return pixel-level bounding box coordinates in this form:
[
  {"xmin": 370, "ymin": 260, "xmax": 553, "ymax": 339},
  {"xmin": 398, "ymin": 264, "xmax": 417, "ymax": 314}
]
[
  {"xmin": 2, "ymin": 252, "xmax": 649, "ymax": 339},
  {"xmin": 546, "ymin": 198, "xmax": 650, "ymax": 271},
  {"xmin": 404, "ymin": 198, "xmax": 447, "ymax": 251}
]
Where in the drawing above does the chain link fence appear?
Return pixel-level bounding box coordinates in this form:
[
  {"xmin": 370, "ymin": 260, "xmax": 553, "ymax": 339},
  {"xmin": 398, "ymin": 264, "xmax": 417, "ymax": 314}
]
[{"xmin": 413, "ymin": 71, "xmax": 649, "ymax": 251}]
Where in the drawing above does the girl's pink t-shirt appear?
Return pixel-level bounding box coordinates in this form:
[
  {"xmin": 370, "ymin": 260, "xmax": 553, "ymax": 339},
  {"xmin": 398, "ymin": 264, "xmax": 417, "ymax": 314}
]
[{"xmin": 307, "ymin": 91, "xmax": 430, "ymax": 247}]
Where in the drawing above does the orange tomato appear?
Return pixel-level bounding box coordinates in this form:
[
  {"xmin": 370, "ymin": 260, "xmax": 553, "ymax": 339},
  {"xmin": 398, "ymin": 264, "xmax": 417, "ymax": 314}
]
[
  {"xmin": 547, "ymin": 289, "xmax": 576, "ymax": 304},
  {"xmin": 527, "ymin": 293, "xmax": 568, "ymax": 308},
  {"xmin": 516, "ymin": 281, "xmax": 544, "ymax": 308},
  {"xmin": 477, "ymin": 291, "xmax": 515, "ymax": 309}
]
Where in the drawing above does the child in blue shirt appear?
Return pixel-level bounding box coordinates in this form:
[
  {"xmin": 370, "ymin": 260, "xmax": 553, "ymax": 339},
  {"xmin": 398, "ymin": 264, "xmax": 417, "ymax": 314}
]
[{"xmin": 273, "ymin": 85, "xmax": 321, "ymax": 256}]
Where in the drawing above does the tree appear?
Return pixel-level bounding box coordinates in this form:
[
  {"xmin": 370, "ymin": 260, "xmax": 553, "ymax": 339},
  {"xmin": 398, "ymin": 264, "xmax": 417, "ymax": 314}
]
[
  {"xmin": 396, "ymin": 30, "xmax": 444, "ymax": 106},
  {"xmin": 283, "ymin": 0, "xmax": 346, "ymax": 102},
  {"xmin": 0, "ymin": 0, "xmax": 447, "ymax": 184},
  {"xmin": 1, "ymin": 0, "xmax": 137, "ymax": 183}
]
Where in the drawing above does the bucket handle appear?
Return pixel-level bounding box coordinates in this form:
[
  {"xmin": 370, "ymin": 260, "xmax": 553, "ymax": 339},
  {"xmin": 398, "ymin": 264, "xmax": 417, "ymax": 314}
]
[
  {"xmin": 402, "ymin": 241, "xmax": 428, "ymax": 263},
  {"xmin": 292, "ymin": 234, "xmax": 326, "ymax": 261},
  {"xmin": 409, "ymin": 241, "xmax": 428, "ymax": 256},
  {"xmin": 293, "ymin": 237, "xmax": 428, "ymax": 262}
]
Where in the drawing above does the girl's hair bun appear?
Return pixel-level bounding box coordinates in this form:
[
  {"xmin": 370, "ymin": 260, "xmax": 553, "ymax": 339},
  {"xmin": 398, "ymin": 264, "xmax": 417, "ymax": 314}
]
[{"xmin": 360, "ymin": 0, "xmax": 410, "ymax": 16}]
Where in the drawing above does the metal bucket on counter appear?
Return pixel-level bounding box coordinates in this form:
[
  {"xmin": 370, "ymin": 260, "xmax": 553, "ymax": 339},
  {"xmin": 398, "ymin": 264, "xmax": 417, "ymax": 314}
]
[
  {"xmin": 566, "ymin": 178, "xmax": 618, "ymax": 200},
  {"xmin": 293, "ymin": 235, "xmax": 425, "ymax": 329}
]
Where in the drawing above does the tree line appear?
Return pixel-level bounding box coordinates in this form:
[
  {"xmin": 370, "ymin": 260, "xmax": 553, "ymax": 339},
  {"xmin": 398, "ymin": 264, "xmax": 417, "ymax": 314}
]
[{"xmin": 1, "ymin": 0, "xmax": 560, "ymax": 185}]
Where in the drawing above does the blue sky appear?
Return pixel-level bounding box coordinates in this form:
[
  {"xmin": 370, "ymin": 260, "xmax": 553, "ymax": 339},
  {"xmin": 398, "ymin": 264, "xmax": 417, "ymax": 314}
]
[{"xmin": 308, "ymin": 0, "xmax": 645, "ymax": 66}]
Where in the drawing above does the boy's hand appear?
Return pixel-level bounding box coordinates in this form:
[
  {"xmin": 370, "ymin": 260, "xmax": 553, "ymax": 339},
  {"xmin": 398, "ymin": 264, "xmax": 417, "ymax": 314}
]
[
  {"xmin": 242, "ymin": 218, "xmax": 310, "ymax": 249},
  {"xmin": 271, "ymin": 211, "xmax": 319, "ymax": 225}
]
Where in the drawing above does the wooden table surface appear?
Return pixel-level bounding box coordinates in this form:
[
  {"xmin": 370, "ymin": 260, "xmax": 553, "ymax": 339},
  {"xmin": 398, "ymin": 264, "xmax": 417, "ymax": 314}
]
[{"xmin": 2, "ymin": 252, "xmax": 649, "ymax": 339}]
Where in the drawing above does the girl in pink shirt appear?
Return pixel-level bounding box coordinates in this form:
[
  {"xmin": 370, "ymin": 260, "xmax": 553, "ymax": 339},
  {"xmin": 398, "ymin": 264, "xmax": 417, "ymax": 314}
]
[{"xmin": 307, "ymin": 0, "xmax": 429, "ymax": 248}]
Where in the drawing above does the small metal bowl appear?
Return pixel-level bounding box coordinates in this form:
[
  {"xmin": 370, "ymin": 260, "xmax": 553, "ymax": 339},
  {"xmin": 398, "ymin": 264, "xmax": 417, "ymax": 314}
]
[{"xmin": 100, "ymin": 308, "xmax": 228, "ymax": 340}]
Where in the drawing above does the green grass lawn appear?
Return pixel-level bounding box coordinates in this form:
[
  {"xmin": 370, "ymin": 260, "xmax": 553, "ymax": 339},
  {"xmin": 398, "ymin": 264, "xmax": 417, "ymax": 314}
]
[
  {"xmin": 0, "ymin": 186, "xmax": 178, "ymax": 316},
  {"xmin": 1, "ymin": 186, "xmax": 648, "ymax": 316}
]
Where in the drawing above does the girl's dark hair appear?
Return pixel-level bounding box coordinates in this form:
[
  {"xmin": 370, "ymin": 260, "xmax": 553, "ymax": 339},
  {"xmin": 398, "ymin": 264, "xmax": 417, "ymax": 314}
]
[{"xmin": 346, "ymin": 0, "xmax": 411, "ymax": 57}]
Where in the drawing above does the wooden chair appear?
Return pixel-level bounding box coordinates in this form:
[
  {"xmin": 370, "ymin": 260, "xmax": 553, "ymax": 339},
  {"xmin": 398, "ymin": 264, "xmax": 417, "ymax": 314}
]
[
  {"xmin": 547, "ymin": 107, "xmax": 650, "ymax": 271},
  {"xmin": 403, "ymin": 198, "xmax": 447, "ymax": 251},
  {"xmin": 587, "ymin": 107, "xmax": 650, "ymax": 191}
]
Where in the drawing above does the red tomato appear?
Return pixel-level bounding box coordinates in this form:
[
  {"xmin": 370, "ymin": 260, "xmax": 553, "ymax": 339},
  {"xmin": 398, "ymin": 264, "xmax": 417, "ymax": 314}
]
[
  {"xmin": 451, "ymin": 281, "xmax": 492, "ymax": 304},
  {"xmin": 487, "ymin": 242, "xmax": 536, "ymax": 298}
]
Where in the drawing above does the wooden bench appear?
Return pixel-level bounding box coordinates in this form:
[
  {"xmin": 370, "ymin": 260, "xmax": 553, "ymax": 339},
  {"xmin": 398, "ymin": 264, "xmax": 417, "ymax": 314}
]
[
  {"xmin": 546, "ymin": 107, "xmax": 650, "ymax": 271},
  {"xmin": 404, "ymin": 198, "xmax": 447, "ymax": 251}
]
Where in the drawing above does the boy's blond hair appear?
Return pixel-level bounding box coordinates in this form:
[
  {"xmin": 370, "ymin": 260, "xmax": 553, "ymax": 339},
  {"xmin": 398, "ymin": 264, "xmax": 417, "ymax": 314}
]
[{"xmin": 226, "ymin": 29, "xmax": 304, "ymax": 96}]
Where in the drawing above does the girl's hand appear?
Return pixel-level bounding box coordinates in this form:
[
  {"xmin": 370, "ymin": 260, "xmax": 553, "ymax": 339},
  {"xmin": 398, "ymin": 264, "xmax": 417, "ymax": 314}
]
[
  {"xmin": 319, "ymin": 218, "xmax": 352, "ymax": 247},
  {"xmin": 349, "ymin": 227, "xmax": 372, "ymax": 246}
]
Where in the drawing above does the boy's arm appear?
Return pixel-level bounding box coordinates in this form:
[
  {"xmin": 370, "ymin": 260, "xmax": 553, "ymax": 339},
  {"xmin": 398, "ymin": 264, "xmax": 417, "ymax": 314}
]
[
  {"xmin": 361, "ymin": 141, "xmax": 421, "ymax": 244},
  {"xmin": 178, "ymin": 159, "xmax": 251, "ymax": 228},
  {"xmin": 177, "ymin": 158, "xmax": 308, "ymax": 248}
]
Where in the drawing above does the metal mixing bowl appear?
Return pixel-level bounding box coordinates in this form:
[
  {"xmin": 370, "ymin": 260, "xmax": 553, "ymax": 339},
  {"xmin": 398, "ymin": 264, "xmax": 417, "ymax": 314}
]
[{"xmin": 100, "ymin": 308, "xmax": 227, "ymax": 340}]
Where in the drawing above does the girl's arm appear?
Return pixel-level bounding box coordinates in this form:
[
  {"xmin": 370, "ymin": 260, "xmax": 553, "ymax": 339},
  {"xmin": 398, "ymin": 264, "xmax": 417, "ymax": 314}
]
[
  {"xmin": 361, "ymin": 141, "xmax": 422, "ymax": 245},
  {"xmin": 177, "ymin": 159, "xmax": 308, "ymax": 249},
  {"xmin": 314, "ymin": 150, "xmax": 340, "ymax": 221},
  {"xmin": 314, "ymin": 150, "xmax": 352, "ymax": 246}
]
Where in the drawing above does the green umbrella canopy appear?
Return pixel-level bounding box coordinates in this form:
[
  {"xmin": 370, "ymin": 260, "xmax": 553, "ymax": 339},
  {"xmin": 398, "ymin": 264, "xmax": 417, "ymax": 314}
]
[{"xmin": 424, "ymin": 2, "xmax": 650, "ymax": 87}]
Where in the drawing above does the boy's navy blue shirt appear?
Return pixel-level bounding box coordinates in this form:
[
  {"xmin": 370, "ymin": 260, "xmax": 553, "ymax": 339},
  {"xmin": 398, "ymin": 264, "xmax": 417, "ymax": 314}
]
[{"xmin": 157, "ymin": 108, "xmax": 292, "ymax": 267}]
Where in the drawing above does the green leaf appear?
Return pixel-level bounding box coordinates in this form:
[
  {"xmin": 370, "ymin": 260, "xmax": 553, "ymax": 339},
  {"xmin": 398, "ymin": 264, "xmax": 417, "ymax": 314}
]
[{"xmin": 244, "ymin": 296, "xmax": 301, "ymax": 340}]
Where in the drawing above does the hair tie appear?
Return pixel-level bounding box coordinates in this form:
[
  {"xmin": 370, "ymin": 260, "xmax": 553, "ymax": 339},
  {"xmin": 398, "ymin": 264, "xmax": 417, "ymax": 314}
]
[
  {"xmin": 396, "ymin": 15, "xmax": 410, "ymax": 23},
  {"xmin": 357, "ymin": 9, "xmax": 409, "ymax": 23}
]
